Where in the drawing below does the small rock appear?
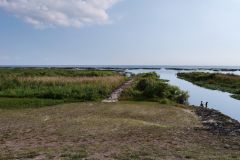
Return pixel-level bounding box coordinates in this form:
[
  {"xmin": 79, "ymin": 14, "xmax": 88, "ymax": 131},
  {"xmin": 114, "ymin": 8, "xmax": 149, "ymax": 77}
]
[{"xmin": 224, "ymin": 144, "xmax": 231, "ymax": 149}]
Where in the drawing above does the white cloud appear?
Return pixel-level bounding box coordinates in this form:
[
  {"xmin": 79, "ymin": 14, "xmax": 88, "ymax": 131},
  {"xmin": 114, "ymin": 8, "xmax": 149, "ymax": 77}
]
[{"xmin": 0, "ymin": 0, "xmax": 120, "ymax": 28}]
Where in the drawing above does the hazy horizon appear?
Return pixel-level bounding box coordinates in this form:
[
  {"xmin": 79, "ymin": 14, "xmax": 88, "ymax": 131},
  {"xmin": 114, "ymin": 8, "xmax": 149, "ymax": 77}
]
[
  {"xmin": 1, "ymin": 0, "xmax": 240, "ymax": 65},
  {"xmin": 1, "ymin": 64, "xmax": 240, "ymax": 68}
]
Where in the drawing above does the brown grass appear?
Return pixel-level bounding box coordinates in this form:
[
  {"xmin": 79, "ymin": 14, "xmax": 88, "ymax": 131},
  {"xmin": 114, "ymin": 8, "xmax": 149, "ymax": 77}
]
[
  {"xmin": 0, "ymin": 102, "xmax": 239, "ymax": 159},
  {"xmin": 216, "ymin": 74, "xmax": 240, "ymax": 81},
  {"xmin": 17, "ymin": 76, "xmax": 125, "ymax": 84}
]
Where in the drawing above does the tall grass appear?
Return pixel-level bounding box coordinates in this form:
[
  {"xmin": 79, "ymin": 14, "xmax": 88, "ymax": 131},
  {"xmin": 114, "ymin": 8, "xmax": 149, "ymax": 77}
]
[
  {"xmin": 0, "ymin": 76, "xmax": 124, "ymax": 100},
  {"xmin": 0, "ymin": 68, "xmax": 118, "ymax": 77},
  {"xmin": 17, "ymin": 76, "xmax": 123, "ymax": 84},
  {"xmin": 0, "ymin": 69, "xmax": 125, "ymax": 105}
]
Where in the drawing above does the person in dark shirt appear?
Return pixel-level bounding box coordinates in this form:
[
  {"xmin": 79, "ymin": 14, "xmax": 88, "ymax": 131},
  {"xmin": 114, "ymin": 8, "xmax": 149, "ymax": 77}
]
[
  {"xmin": 200, "ymin": 101, "xmax": 204, "ymax": 107},
  {"xmin": 205, "ymin": 102, "xmax": 208, "ymax": 108}
]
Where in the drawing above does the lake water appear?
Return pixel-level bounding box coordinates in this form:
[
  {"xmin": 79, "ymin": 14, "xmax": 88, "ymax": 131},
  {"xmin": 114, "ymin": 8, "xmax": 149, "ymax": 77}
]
[{"xmin": 126, "ymin": 69, "xmax": 240, "ymax": 121}]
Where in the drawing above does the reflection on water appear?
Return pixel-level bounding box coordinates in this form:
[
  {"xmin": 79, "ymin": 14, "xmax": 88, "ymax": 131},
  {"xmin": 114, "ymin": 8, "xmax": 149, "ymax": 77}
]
[{"xmin": 127, "ymin": 69, "xmax": 240, "ymax": 121}]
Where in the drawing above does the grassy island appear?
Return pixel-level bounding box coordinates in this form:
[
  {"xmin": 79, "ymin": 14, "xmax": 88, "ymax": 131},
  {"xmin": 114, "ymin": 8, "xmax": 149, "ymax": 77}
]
[{"xmin": 177, "ymin": 72, "xmax": 240, "ymax": 100}]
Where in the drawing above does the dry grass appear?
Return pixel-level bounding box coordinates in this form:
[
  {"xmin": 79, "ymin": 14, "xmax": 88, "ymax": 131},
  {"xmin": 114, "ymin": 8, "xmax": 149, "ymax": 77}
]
[
  {"xmin": 17, "ymin": 76, "xmax": 125, "ymax": 84},
  {"xmin": 216, "ymin": 74, "xmax": 240, "ymax": 81},
  {"xmin": 0, "ymin": 102, "xmax": 239, "ymax": 159}
]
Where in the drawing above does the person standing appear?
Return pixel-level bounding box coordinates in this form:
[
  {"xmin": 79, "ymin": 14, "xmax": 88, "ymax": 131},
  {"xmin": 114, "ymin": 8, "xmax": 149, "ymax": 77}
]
[
  {"xmin": 200, "ymin": 101, "xmax": 204, "ymax": 107},
  {"xmin": 205, "ymin": 102, "xmax": 208, "ymax": 108}
]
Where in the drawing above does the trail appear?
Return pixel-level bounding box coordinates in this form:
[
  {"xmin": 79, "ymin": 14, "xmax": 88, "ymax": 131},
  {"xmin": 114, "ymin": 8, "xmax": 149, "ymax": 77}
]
[{"xmin": 102, "ymin": 79, "xmax": 133, "ymax": 103}]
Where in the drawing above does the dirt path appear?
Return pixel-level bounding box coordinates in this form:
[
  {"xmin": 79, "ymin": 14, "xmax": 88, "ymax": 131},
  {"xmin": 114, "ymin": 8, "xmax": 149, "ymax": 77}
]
[{"xmin": 102, "ymin": 79, "xmax": 133, "ymax": 103}]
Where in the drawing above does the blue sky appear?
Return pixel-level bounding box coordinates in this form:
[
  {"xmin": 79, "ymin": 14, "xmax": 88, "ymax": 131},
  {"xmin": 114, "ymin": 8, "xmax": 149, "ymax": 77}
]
[{"xmin": 0, "ymin": 0, "xmax": 240, "ymax": 66}]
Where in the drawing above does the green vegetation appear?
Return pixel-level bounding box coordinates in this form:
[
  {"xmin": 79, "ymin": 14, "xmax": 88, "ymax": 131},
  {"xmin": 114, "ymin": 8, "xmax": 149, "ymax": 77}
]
[
  {"xmin": 178, "ymin": 72, "xmax": 240, "ymax": 100},
  {"xmin": 0, "ymin": 69, "xmax": 190, "ymax": 108},
  {"xmin": 121, "ymin": 72, "xmax": 189, "ymax": 104},
  {"xmin": 0, "ymin": 68, "xmax": 125, "ymax": 108},
  {"xmin": 0, "ymin": 69, "xmax": 239, "ymax": 159},
  {"xmin": 0, "ymin": 98, "xmax": 65, "ymax": 109},
  {"xmin": 0, "ymin": 68, "xmax": 117, "ymax": 77},
  {"xmin": 0, "ymin": 102, "xmax": 239, "ymax": 159}
]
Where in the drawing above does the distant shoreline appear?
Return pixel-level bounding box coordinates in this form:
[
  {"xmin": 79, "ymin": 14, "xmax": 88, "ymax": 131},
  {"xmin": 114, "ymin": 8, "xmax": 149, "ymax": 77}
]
[{"xmin": 1, "ymin": 65, "xmax": 240, "ymax": 71}]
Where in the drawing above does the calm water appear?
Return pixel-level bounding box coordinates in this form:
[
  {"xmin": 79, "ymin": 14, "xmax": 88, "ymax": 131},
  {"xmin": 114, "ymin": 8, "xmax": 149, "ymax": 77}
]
[{"xmin": 126, "ymin": 69, "xmax": 240, "ymax": 121}]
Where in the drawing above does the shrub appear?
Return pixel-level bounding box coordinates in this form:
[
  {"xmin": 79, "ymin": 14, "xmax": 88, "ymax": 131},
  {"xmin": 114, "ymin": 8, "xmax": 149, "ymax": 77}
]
[{"xmin": 121, "ymin": 72, "xmax": 189, "ymax": 104}]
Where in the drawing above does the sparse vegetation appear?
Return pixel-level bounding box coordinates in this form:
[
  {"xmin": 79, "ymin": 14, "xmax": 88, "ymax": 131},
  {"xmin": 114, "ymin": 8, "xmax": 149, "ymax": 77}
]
[
  {"xmin": 121, "ymin": 72, "xmax": 189, "ymax": 104},
  {"xmin": 178, "ymin": 72, "xmax": 240, "ymax": 100},
  {"xmin": 0, "ymin": 102, "xmax": 239, "ymax": 159}
]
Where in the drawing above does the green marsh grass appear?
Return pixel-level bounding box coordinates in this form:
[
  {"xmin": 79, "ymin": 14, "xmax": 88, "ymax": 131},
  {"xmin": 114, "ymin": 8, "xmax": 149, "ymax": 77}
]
[
  {"xmin": 0, "ymin": 68, "xmax": 125, "ymax": 108},
  {"xmin": 177, "ymin": 72, "xmax": 240, "ymax": 100}
]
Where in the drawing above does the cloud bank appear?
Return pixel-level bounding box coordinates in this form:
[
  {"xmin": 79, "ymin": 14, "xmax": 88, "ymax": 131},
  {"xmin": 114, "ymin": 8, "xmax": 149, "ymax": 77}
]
[{"xmin": 0, "ymin": 0, "xmax": 120, "ymax": 28}]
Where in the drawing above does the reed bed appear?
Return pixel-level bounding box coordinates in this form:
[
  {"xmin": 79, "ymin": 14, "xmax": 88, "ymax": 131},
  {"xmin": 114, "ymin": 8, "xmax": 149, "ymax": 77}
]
[
  {"xmin": 0, "ymin": 69, "xmax": 126, "ymax": 104},
  {"xmin": 177, "ymin": 72, "xmax": 240, "ymax": 100},
  {"xmin": 0, "ymin": 68, "xmax": 118, "ymax": 77},
  {"xmin": 17, "ymin": 76, "xmax": 124, "ymax": 85}
]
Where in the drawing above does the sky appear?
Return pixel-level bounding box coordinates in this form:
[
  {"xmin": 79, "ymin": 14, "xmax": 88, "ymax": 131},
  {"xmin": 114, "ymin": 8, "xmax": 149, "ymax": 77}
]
[{"xmin": 0, "ymin": 0, "xmax": 240, "ymax": 66}]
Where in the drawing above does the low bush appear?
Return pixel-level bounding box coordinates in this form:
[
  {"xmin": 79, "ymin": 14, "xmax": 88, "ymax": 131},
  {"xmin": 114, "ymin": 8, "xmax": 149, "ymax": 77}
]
[{"xmin": 121, "ymin": 72, "xmax": 189, "ymax": 104}]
